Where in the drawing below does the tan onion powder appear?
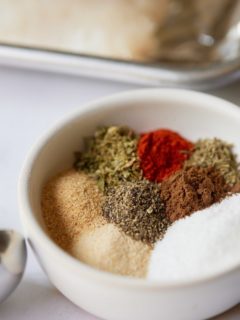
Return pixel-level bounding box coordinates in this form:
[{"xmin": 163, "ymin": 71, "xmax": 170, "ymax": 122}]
[{"xmin": 41, "ymin": 169, "xmax": 106, "ymax": 250}]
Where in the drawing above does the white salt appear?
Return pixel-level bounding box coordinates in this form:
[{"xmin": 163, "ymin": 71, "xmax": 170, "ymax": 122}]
[{"xmin": 147, "ymin": 194, "xmax": 240, "ymax": 282}]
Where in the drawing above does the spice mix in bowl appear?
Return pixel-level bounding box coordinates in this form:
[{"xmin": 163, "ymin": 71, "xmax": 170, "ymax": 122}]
[
  {"xmin": 19, "ymin": 89, "xmax": 240, "ymax": 320},
  {"xmin": 41, "ymin": 122, "xmax": 240, "ymax": 279}
]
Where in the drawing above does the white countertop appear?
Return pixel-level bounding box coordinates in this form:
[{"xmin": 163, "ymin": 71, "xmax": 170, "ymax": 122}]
[{"xmin": 0, "ymin": 66, "xmax": 239, "ymax": 320}]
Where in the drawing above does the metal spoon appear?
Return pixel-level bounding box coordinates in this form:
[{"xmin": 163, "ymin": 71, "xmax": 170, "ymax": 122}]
[{"xmin": 0, "ymin": 230, "xmax": 27, "ymax": 303}]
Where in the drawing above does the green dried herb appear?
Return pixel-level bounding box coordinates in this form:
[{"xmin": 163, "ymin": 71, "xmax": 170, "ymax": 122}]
[
  {"xmin": 102, "ymin": 181, "xmax": 170, "ymax": 244},
  {"xmin": 185, "ymin": 138, "xmax": 240, "ymax": 186},
  {"xmin": 74, "ymin": 126, "xmax": 142, "ymax": 191}
]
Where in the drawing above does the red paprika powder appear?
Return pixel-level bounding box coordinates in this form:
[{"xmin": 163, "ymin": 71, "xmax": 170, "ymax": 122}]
[{"xmin": 138, "ymin": 129, "xmax": 193, "ymax": 182}]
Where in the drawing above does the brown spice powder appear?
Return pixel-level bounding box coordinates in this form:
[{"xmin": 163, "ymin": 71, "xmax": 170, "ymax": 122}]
[
  {"xmin": 160, "ymin": 166, "xmax": 228, "ymax": 222},
  {"xmin": 41, "ymin": 169, "xmax": 105, "ymax": 250},
  {"xmin": 231, "ymin": 183, "xmax": 240, "ymax": 194}
]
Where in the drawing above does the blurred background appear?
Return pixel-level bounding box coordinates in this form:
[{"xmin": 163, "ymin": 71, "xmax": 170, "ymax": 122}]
[{"xmin": 0, "ymin": 0, "xmax": 240, "ymax": 64}]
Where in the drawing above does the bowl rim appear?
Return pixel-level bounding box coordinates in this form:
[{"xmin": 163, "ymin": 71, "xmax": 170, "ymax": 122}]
[{"xmin": 18, "ymin": 88, "xmax": 240, "ymax": 289}]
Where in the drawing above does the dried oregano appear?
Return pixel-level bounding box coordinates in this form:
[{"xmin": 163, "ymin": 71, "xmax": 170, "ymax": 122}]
[
  {"xmin": 74, "ymin": 126, "xmax": 142, "ymax": 191},
  {"xmin": 185, "ymin": 138, "xmax": 240, "ymax": 186},
  {"xmin": 102, "ymin": 181, "xmax": 170, "ymax": 244}
]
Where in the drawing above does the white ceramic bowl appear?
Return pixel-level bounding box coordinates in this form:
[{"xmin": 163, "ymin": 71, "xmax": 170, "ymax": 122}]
[{"xmin": 18, "ymin": 89, "xmax": 240, "ymax": 320}]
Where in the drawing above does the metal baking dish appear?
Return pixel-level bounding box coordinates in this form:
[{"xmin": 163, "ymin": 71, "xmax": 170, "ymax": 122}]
[
  {"xmin": 0, "ymin": 43, "xmax": 240, "ymax": 90},
  {"xmin": 0, "ymin": 0, "xmax": 240, "ymax": 89}
]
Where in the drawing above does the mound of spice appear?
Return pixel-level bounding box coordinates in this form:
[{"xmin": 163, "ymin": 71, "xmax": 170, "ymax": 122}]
[
  {"xmin": 160, "ymin": 166, "xmax": 228, "ymax": 222},
  {"xmin": 103, "ymin": 180, "xmax": 170, "ymax": 244},
  {"xmin": 41, "ymin": 169, "xmax": 105, "ymax": 250},
  {"xmin": 185, "ymin": 138, "xmax": 239, "ymax": 186},
  {"xmin": 148, "ymin": 194, "xmax": 240, "ymax": 281},
  {"xmin": 71, "ymin": 223, "xmax": 151, "ymax": 278},
  {"xmin": 74, "ymin": 126, "xmax": 142, "ymax": 191},
  {"xmin": 138, "ymin": 129, "xmax": 193, "ymax": 182},
  {"xmin": 231, "ymin": 183, "xmax": 240, "ymax": 194}
]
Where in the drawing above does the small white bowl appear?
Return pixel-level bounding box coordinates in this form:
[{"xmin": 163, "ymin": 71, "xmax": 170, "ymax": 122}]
[{"xmin": 18, "ymin": 89, "xmax": 240, "ymax": 320}]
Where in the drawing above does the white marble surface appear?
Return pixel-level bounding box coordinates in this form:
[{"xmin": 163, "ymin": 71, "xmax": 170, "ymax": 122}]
[{"xmin": 0, "ymin": 65, "xmax": 239, "ymax": 319}]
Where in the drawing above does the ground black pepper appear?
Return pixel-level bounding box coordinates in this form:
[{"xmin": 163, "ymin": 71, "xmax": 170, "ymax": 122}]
[{"xmin": 102, "ymin": 181, "xmax": 170, "ymax": 244}]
